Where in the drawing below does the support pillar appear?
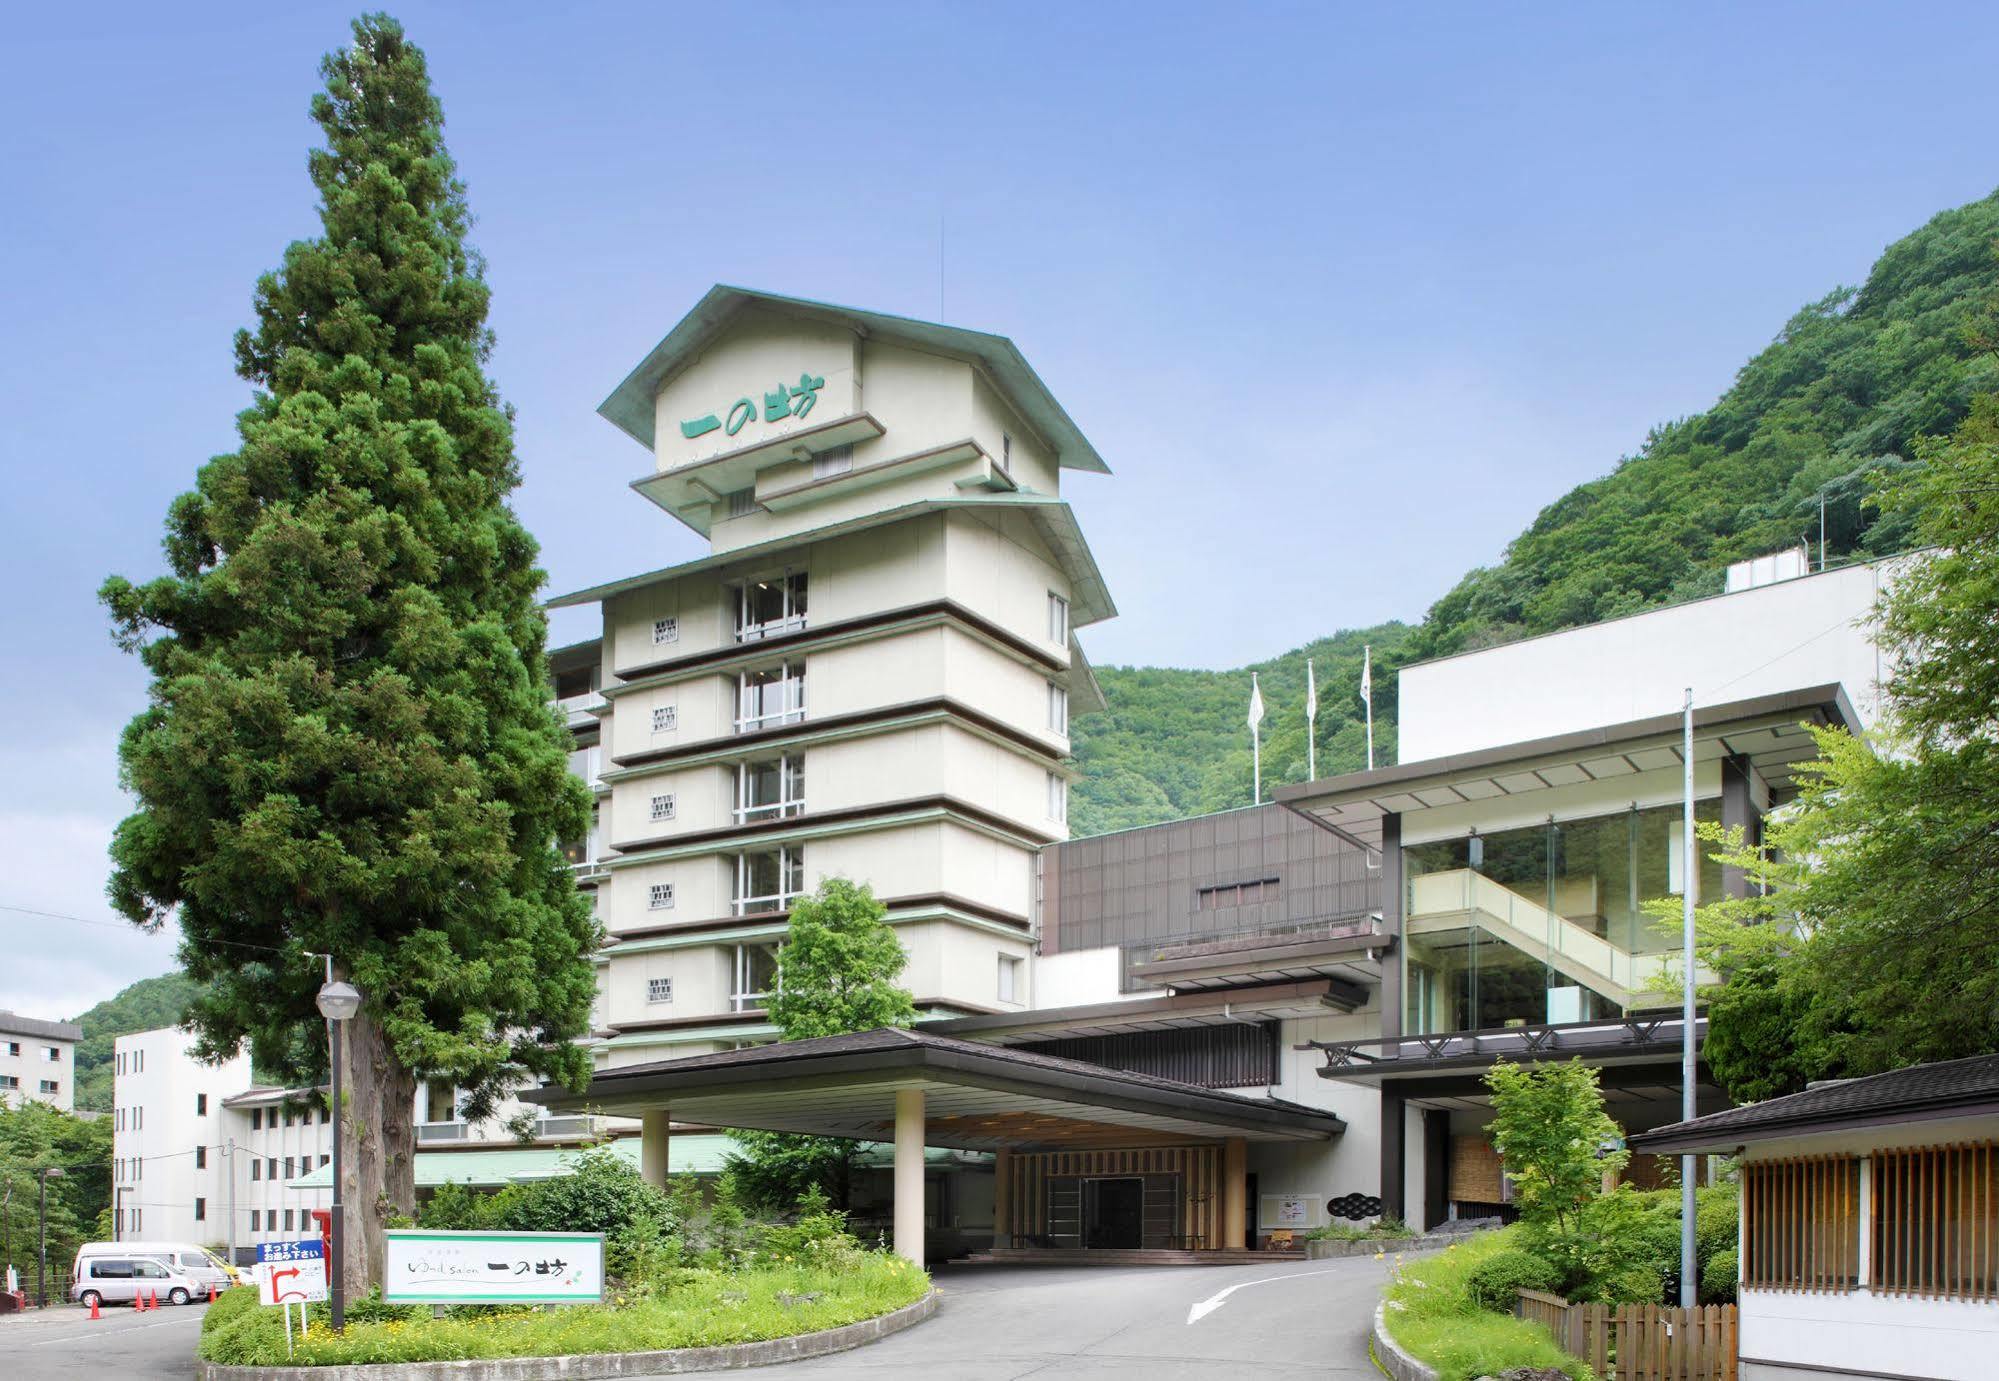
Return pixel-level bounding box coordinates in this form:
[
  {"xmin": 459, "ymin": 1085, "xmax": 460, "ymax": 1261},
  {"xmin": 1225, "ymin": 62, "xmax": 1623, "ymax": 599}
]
[
  {"xmin": 894, "ymin": 1088, "xmax": 926, "ymax": 1267},
  {"xmin": 1380, "ymin": 1086, "xmax": 1406, "ymax": 1222},
  {"xmin": 992, "ymin": 1146, "xmax": 1013, "ymax": 1250},
  {"xmin": 640, "ymin": 1109, "xmax": 670, "ymax": 1189},
  {"xmin": 1221, "ymin": 1137, "xmax": 1248, "ymax": 1250}
]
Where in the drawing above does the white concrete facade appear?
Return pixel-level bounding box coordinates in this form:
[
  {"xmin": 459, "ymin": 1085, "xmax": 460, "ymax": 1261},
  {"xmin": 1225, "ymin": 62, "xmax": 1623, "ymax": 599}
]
[
  {"xmin": 1397, "ymin": 558, "xmax": 1892, "ymax": 762},
  {"xmin": 111, "ymin": 1027, "xmax": 614, "ymax": 1259},
  {"xmin": 0, "ymin": 1011, "xmax": 80, "ymax": 1112},
  {"xmin": 561, "ymin": 290, "xmax": 1112, "ymax": 1068}
]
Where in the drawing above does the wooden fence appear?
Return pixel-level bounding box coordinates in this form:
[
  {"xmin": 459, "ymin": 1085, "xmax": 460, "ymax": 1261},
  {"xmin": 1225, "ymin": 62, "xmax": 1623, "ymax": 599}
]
[{"xmin": 1517, "ymin": 1289, "xmax": 1737, "ymax": 1381}]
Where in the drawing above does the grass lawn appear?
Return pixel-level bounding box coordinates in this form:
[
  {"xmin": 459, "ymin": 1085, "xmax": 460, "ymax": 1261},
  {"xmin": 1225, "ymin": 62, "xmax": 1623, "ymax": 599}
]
[
  {"xmin": 1381, "ymin": 1229, "xmax": 1594, "ymax": 1381},
  {"xmin": 196, "ymin": 1257, "xmax": 929, "ymax": 1367}
]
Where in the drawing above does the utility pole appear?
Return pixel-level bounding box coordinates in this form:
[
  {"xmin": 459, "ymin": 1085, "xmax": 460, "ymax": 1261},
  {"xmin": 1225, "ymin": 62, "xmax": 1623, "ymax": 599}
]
[
  {"xmin": 1680, "ymin": 688, "xmax": 1698, "ymax": 1309},
  {"xmin": 227, "ymin": 1138, "xmax": 239, "ymax": 1269}
]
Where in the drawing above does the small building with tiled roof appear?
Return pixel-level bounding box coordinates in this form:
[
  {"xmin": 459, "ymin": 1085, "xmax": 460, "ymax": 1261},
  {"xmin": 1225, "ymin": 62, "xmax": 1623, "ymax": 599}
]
[{"xmin": 1633, "ymin": 1055, "xmax": 1999, "ymax": 1381}]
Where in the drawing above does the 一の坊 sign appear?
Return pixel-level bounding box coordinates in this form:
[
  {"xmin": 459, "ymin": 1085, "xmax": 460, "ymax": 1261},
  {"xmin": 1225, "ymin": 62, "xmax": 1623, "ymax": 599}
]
[{"xmin": 382, "ymin": 1229, "xmax": 604, "ymax": 1304}]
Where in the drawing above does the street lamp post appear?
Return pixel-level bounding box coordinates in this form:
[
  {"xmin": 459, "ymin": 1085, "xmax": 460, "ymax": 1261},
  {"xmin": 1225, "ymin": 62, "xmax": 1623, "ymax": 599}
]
[
  {"xmin": 37, "ymin": 1166, "xmax": 65, "ymax": 1308},
  {"xmin": 309, "ymin": 958, "xmax": 362, "ymax": 1332}
]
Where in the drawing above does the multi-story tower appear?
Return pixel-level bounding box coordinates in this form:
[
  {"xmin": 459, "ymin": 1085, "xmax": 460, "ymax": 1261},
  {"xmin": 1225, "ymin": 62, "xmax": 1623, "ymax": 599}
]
[
  {"xmin": 551, "ymin": 288, "xmax": 1114, "ymax": 1068},
  {"xmin": 110, "ymin": 1027, "xmax": 249, "ymax": 1244}
]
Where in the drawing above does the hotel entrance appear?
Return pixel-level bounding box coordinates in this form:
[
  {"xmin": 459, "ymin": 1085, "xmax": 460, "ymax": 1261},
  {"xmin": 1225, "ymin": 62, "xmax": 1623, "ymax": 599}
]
[{"xmin": 1081, "ymin": 1176, "xmax": 1144, "ymax": 1249}]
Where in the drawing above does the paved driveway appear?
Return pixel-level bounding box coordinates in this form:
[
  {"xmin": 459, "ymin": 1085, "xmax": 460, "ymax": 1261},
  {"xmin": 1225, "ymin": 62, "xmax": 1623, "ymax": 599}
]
[
  {"xmin": 6, "ymin": 1298, "xmax": 208, "ymax": 1380},
  {"xmin": 5, "ymin": 1256, "xmax": 1394, "ymax": 1381},
  {"xmin": 735, "ymin": 1255, "xmax": 1395, "ymax": 1380}
]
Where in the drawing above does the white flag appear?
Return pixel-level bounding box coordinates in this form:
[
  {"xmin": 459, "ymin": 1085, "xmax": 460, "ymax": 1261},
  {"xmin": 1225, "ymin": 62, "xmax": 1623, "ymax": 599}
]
[
  {"xmin": 1247, "ymin": 672, "xmax": 1265, "ymax": 731},
  {"xmin": 1359, "ymin": 646, "xmax": 1372, "ymax": 708},
  {"xmin": 1305, "ymin": 659, "xmax": 1318, "ymax": 724}
]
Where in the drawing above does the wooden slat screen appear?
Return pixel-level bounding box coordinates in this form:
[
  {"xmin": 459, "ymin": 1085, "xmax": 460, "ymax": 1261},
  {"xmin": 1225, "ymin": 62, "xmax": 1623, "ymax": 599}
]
[
  {"xmin": 1871, "ymin": 1140, "xmax": 1999, "ymax": 1300},
  {"xmin": 1742, "ymin": 1155, "xmax": 1858, "ymax": 1292}
]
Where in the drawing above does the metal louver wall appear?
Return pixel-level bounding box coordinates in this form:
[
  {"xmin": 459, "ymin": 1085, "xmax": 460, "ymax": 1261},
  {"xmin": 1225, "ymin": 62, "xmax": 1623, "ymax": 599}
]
[{"xmin": 1017, "ymin": 1023, "xmax": 1278, "ymax": 1090}]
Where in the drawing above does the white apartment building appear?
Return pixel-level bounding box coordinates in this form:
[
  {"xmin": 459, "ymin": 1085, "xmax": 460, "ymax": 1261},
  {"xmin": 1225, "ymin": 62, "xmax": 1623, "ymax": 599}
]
[
  {"xmin": 549, "ymin": 286, "xmax": 1113, "ymax": 1068},
  {"xmin": 113, "ymin": 1027, "xmax": 617, "ymax": 1261},
  {"xmin": 0, "ymin": 1011, "xmax": 80, "ymax": 1111}
]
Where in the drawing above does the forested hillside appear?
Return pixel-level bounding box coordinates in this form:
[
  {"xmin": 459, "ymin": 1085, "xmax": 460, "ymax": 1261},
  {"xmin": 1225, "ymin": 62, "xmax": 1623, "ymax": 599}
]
[
  {"xmin": 1069, "ymin": 187, "xmax": 1999, "ymax": 838},
  {"xmin": 69, "ymin": 971, "xmax": 199, "ymax": 1111}
]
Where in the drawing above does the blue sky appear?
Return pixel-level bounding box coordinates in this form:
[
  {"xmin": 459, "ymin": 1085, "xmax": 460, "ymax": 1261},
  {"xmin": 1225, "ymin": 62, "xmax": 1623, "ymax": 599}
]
[{"xmin": 5, "ymin": 1, "xmax": 1996, "ymax": 1015}]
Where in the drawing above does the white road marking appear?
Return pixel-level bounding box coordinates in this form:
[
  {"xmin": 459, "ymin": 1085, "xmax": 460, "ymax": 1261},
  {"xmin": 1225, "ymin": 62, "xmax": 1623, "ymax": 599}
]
[
  {"xmin": 27, "ymin": 1311, "xmax": 206, "ymax": 1347},
  {"xmin": 1185, "ymin": 1269, "xmax": 1327, "ymax": 1324}
]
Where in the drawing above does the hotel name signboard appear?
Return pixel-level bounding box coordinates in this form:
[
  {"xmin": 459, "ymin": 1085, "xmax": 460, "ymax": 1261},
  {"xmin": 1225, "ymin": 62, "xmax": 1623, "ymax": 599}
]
[{"xmin": 680, "ymin": 371, "xmax": 826, "ymax": 440}]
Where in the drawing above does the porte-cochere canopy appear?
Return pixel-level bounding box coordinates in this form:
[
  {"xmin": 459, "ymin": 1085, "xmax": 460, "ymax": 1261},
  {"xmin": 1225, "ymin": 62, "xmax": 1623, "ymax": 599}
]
[{"xmin": 528, "ymin": 1026, "xmax": 1343, "ymax": 1150}]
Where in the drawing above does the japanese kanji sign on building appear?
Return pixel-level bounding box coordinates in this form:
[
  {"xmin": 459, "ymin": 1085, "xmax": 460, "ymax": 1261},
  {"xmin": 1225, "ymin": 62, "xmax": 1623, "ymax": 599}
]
[
  {"xmin": 381, "ymin": 1229, "xmax": 605, "ymax": 1304},
  {"xmin": 679, "ymin": 371, "xmax": 826, "ymax": 440}
]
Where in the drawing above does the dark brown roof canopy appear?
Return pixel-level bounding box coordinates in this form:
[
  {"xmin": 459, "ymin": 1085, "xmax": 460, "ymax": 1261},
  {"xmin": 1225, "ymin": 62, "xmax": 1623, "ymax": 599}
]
[
  {"xmin": 530, "ymin": 1027, "xmax": 1343, "ymax": 1151},
  {"xmin": 1632, "ymin": 1054, "xmax": 1999, "ymax": 1153}
]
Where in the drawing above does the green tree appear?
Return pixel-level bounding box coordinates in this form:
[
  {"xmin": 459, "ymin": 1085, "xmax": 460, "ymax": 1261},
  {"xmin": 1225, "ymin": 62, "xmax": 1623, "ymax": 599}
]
[
  {"xmin": 727, "ymin": 880, "xmax": 917, "ymax": 1208},
  {"xmin": 765, "ymin": 879, "xmax": 919, "ymax": 1038},
  {"xmin": 0, "ymin": 1101, "xmax": 113, "ymax": 1292},
  {"xmin": 1658, "ymin": 375, "xmax": 1999, "ymax": 1100},
  {"xmin": 1484, "ymin": 1060, "xmax": 1626, "ymax": 1234},
  {"xmin": 99, "ymin": 14, "xmax": 597, "ymax": 1295}
]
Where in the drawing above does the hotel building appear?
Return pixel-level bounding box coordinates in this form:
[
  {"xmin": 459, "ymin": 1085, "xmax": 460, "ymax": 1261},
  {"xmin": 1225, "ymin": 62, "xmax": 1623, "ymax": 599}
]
[
  {"xmin": 0, "ymin": 1011, "xmax": 80, "ymax": 1112},
  {"xmin": 537, "ymin": 289, "xmax": 1892, "ymax": 1268}
]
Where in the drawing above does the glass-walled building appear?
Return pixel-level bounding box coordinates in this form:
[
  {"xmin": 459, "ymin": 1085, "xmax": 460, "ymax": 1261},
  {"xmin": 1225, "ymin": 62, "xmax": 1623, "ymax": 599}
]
[{"xmin": 1402, "ymin": 800, "xmax": 1724, "ymax": 1033}]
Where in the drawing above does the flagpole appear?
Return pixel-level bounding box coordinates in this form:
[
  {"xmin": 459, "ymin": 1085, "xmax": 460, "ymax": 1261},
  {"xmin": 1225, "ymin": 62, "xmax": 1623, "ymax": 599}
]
[
  {"xmin": 1361, "ymin": 645, "xmax": 1375, "ymax": 771},
  {"xmin": 1305, "ymin": 659, "xmax": 1318, "ymax": 780},
  {"xmin": 1248, "ymin": 671, "xmax": 1265, "ymax": 806}
]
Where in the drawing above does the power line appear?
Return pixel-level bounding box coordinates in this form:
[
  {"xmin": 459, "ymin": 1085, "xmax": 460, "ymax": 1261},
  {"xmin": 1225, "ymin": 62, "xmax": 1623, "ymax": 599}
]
[{"xmin": 0, "ymin": 903, "xmax": 292, "ymax": 957}]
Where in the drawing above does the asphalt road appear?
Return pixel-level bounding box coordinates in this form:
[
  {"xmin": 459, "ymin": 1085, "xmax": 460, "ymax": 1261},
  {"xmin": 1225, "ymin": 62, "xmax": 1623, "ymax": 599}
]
[
  {"xmin": 6, "ymin": 1298, "xmax": 209, "ymax": 1380},
  {"xmin": 3, "ymin": 1255, "xmax": 1395, "ymax": 1380},
  {"xmin": 739, "ymin": 1255, "xmax": 1396, "ymax": 1380}
]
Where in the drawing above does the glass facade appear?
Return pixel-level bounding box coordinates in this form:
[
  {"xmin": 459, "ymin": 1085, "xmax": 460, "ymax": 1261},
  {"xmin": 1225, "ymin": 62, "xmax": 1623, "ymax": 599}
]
[{"xmin": 1402, "ymin": 800, "xmax": 1723, "ymax": 1034}]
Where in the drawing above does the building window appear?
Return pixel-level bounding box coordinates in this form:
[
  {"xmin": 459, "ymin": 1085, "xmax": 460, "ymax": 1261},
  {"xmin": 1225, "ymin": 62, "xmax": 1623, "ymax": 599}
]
[
  {"xmin": 321, "ymin": 1154, "xmax": 329, "ymax": 1167},
  {"xmin": 1743, "ymin": 1156, "xmax": 1859, "ymax": 1292},
  {"xmin": 726, "ymin": 487, "xmax": 758, "ymax": 519},
  {"xmin": 736, "ymin": 662, "xmax": 806, "ymax": 732},
  {"xmin": 1872, "ymin": 1143, "xmax": 1999, "ymax": 1298},
  {"xmin": 252, "ymin": 1160, "xmax": 262, "ymax": 1182},
  {"xmin": 251, "ymin": 1108, "xmax": 262, "ymax": 1131},
  {"xmin": 194, "ymin": 1146, "xmax": 206, "ymax": 1169},
  {"xmin": 647, "ymin": 977, "xmax": 673, "ymax": 1005},
  {"xmin": 651, "ymin": 616, "xmax": 679, "ymax": 647},
  {"xmin": 113, "ymin": 1049, "xmax": 119, "ymax": 1070},
  {"xmin": 649, "ymin": 792, "xmax": 677, "ymax": 823},
  {"xmin": 196, "ymin": 1093, "xmax": 208, "ymax": 1116},
  {"xmin": 736, "ymin": 754, "xmax": 805, "ymax": 822},
  {"xmin": 1048, "ymin": 592, "xmax": 1068, "ymax": 644},
  {"xmin": 194, "ymin": 1198, "xmax": 206, "ymax": 1223},
  {"xmin": 43, "ymin": 1046, "xmax": 60, "ymax": 1062},
  {"xmin": 267, "ymin": 1157, "xmax": 277, "ymax": 1179},
  {"xmin": 134, "ymin": 1105, "xmax": 141, "ymax": 1128},
  {"xmin": 997, "ymin": 954, "xmax": 1022, "ymax": 1004},
  {"xmin": 134, "ymin": 1050, "xmax": 143, "ymax": 1072},
  {"xmin": 647, "ymin": 882, "xmax": 675, "ymax": 911},
  {"xmin": 284, "ymin": 1157, "xmax": 295, "ymax": 1179},
  {"xmin": 1047, "ymin": 681, "xmax": 1068, "ymax": 735},
  {"xmin": 1002, "ymin": 433, "xmax": 1013, "ymax": 469},
  {"xmin": 134, "ymin": 1208, "xmax": 141, "ymax": 1231},
  {"xmin": 1047, "ymin": 772, "xmax": 1067, "ymax": 823},
  {"xmin": 0, "ymin": 1076, "xmax": 16, "ymax": 1090},
  {"xmin": 651, "ymin": 704, "xmax": 677, "ymax": 734},
  {"xmin": 812, "ymin": 445, "xmax": 852, "ymax": 479},
  {"xmin": 284, "ymin": 1109, "xmax": 295, "ymax": 1128},
  {"xmin": 284, "ymin": 1210, "xmax": 295, "ymax": 1232},
  {"xmin": 733, "ymin": 848, "xmax": 803, "ymax": 916},
  {"xmin": 736, "ymin": 573, "xmax": 807, "ymax": 643},
  {"xmin": 320, "ymin": 1105, "xmax": 331, "ymax": 1125},
  {"xmin": 731, "ymin": 943, "xmax": 782, "ymax": 1012},
  {"xmin": 1198, "ymin": 878, "xmax": 1280, "ymax": 910}
]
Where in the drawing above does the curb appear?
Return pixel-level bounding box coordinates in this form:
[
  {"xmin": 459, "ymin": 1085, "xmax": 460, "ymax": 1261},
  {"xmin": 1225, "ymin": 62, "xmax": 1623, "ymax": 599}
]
[
  {"xmin": 193, "ymin": 1288, "xmax": 940, "ymax": 1380},
  {"xmin": 1370, "ymin": 1295, "xmax": 1437, "ymax": 1381}
]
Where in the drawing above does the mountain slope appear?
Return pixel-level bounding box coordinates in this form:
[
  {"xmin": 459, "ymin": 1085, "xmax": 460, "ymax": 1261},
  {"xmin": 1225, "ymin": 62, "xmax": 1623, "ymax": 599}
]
[
  {"xmin": 69, "ymin": 971, "xmax": 200, "ymax": 1111},
  {"xmin": 1070, "ymin": 187, "xmax": 1999, "ymax": 838}
]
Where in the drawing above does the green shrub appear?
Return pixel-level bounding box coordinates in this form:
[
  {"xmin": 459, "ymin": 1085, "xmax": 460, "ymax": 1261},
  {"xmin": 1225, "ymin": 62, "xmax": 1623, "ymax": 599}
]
[
  {"xmin": 488, "ymin": 1149, "xmax": 673, "ymax": 1239},
  {"xmin": 1371, "ymin": 1214, "xmax": 1414, "ymax": 1238},
  {"xmin": 1520, "ymin": 1189, "xmax": 1675, "ymax": 1304},
  {"xmin": 756, "ymin": 1185, "xmax": 865, "ymax": 1271},
  {"xmin": 1464, "ymin": 1247, "xmax": 1564, "ymax": 1312},
  {"xmin": 1702, "ymin": 1247, "xmax": 1739, "ymax": 1304},
  {"xmin": 419, "ymin": 1181, "xmax": 500, "ymax": 1232},
  {"xmin": 1381, "ymin": 1229, "xmax": 1595, "ymax": 1381}
]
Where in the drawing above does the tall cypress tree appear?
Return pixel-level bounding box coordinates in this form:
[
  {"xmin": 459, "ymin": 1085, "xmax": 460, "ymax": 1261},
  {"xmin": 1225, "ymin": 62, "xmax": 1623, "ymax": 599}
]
[{"xmin": 101, "ymin": 13, "xmax": 597, "ymax": 1291}]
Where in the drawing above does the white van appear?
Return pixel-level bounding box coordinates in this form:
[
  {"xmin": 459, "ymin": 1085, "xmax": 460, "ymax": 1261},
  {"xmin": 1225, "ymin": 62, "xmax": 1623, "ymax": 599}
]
[
  {"xmin": 69, "ymin": 1254, "xmax": 203, "ymax": 1308},
  {"xmin": 72, "ymin": 1242, "xmax": 237, "ymax": 1293}
]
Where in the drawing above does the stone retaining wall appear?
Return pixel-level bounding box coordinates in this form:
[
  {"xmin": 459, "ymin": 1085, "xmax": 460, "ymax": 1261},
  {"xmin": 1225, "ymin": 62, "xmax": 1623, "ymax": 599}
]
[
  {"xmin": 193, "ymin": 1288, "xmax": 939, "ymax": 1381},
  {"xmin": 1306, "ymin": 1228, "xmax": 1482, "ymax": 1259}
]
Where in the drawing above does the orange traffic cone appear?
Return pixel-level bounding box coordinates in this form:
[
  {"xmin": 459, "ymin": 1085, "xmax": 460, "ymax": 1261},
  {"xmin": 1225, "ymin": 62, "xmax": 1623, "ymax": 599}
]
[
  {"xmin": 88, "ymin": 1294, "xmax": 101, "ymax": 1320},
  {"xmin": 146, "ymin": 1288, "xmax": 157, "ymax": 1310},
  {"xmin": 207, "ymin": 1283, "xmax": 218, "ymax": 1304},
  {"xmin": 132, "ymin": 1290, "xmax": 144, "ymax": 1311}
]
